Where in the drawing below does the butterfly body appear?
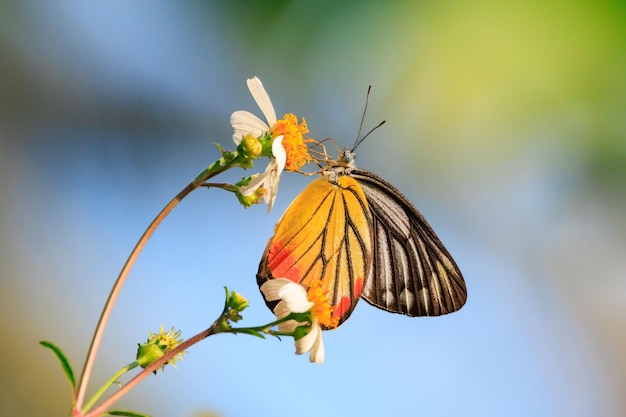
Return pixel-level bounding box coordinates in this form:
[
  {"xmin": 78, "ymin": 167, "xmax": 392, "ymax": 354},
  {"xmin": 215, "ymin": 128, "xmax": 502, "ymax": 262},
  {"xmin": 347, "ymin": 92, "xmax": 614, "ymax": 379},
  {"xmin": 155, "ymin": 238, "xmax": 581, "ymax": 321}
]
[{"xmin": 257, "ymin": 149, "xmax": 467, "ymax": 327}]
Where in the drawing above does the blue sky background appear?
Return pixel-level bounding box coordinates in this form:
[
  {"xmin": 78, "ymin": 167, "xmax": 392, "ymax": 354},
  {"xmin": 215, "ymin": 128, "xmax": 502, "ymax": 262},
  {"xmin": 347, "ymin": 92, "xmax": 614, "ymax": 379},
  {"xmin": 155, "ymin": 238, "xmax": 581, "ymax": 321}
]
[{"xmin": 1, "ymin": 2, "xmax": 625, "ymax": 417}]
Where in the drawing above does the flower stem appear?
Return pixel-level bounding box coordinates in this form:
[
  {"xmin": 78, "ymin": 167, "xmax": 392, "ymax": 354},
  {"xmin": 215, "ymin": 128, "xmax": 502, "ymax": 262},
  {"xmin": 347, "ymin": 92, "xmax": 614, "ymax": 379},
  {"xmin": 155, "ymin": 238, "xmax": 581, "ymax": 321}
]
[
  {"xmin": 229, "ymin": 312, "xmax": 310, "ymax": 336},
  {"xmin": 74, "ymin": 154, "xmax": 241, "ymax": 413},
  {"xmin": 82, "ymin": 361, "xmax": 139, "ymax": 414},
  {"xmin": 84, "ymin": 322, "xmax": 220, "ymax": 417},
  {"xmin": 82, "ymin": 311, "xmax": 306, "ymax": 416}
]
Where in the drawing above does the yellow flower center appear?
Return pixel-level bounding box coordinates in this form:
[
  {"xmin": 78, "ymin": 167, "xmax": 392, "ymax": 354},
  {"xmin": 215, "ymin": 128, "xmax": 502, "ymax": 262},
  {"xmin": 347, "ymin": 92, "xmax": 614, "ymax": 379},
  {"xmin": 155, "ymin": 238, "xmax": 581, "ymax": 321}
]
[
  {"xmin": 146, "ymin": 326, "xmax": 185, "ymax": 369},
  {"xmin": 149, "ymin": 326, "xmax": 183, "ymax": 351},
  {"xmin": 307, "ymin": 281, "xmax": 339, "ymax": 329},
  {"xmin": 272, "ymin": 113, "xmax": 312, "ymax": 171}
]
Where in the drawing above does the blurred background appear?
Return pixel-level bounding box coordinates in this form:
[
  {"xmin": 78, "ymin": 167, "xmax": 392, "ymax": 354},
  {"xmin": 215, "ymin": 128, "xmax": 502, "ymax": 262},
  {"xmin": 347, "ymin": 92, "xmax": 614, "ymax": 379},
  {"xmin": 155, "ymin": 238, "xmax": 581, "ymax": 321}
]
[{"xmin": 1, "ymin": 1, "xmax": 625, "ymax": 416}]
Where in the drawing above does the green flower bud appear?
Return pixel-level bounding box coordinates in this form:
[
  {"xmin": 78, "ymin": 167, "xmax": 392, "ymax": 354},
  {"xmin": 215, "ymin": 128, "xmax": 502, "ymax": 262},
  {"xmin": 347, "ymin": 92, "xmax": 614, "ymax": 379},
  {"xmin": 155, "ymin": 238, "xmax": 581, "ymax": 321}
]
[
  {"xmin": 228, "ymin": 291, "xmax": 249, "ymax": 312},
  {"xmin": 136, "ymin": 326, "xmax": 185, "ymax": 373},
  {"xmin": 240, "ymin": 134, "xmax": 263, "ymax": 158},
  {"xmin": 235, "ymin": 189, "xmax": 264, "ymax": 208},
  {"xmin": 136, "ymin": 342, "xmax": 165, "ymax": 369},
  {"xmin": 234, "ymin": 176, "xmax": 267, "ymax": 208}
]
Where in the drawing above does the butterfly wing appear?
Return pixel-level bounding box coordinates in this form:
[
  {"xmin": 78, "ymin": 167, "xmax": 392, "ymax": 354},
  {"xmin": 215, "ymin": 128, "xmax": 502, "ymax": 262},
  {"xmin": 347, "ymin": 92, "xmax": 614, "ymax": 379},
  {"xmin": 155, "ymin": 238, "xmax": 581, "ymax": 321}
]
[
  {"xmin": 257, "ymin": 176, "xmax": 373, "ymax": 327},
  {"xmin": 350, "ymin": 168, "xmax": 467, "ymax": 316}
]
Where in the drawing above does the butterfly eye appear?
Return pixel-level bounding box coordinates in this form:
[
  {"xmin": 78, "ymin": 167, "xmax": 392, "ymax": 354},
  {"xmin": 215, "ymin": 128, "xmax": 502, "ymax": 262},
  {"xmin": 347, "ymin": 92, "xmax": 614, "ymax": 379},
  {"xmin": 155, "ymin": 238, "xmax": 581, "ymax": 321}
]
[{"xmin": 342, "ymin": 150, "xmax": 355, "ymax": 163}]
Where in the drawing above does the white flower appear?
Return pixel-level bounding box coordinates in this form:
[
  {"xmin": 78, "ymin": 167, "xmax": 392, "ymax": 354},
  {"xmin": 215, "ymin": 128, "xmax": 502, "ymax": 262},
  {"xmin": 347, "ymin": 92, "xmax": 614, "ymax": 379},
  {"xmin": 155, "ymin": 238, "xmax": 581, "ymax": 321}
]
[
  {"xmin": 231, "ymin": 77, "xmax": 286, "ymax": 213},
  {"xmin": 239, "ymin": 136, "xmax": 285, "ymax": 213},
  {"xmin": 231, "ymin": 77, "xmax": 277, "ymax": 145},
  {"xmin": 260, "ymin": 278, "xmax": 325, "ymax": 364}
]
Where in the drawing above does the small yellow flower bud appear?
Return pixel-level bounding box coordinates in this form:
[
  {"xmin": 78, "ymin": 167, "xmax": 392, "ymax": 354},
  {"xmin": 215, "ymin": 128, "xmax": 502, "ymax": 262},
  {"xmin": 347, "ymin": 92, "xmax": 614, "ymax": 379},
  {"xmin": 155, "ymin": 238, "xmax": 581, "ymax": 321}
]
[
  {"xmin": 228, "ymin": 291, "xmax": 249, "ymax": 312},
  {"xmin": 240, "ymin": 134, "xmax": 263, "ymax": 158}
]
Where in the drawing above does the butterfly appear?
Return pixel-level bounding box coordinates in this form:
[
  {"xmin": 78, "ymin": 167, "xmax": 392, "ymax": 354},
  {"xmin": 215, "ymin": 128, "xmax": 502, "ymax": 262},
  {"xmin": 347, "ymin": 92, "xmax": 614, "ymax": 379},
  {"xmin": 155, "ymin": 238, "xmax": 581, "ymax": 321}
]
[
  {"xmin": 257, "ymin": 106, "xmax": 467, "ymax": 328},
  {"xmin": 256, "ymin": 149, "xmax": 467, "ymax": 328}
]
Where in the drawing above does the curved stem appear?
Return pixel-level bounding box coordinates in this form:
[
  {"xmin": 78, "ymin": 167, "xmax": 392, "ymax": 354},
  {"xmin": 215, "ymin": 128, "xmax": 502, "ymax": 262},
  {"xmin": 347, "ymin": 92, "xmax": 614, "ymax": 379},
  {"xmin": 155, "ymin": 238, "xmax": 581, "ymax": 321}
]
[
  {"xmin": 74, "ymin": 158, "xmax": 238, "ymax": 412},
  {"xmin": 82, "ymin": 311, "xmax": 302, "ymax": 416},
  {"xmin": 74, "ymin": 181, "xmax": 195, "ymax": 410},
  {"xmin": 84, "ymin": 322, "xmax": 220, "ymax": 417}
]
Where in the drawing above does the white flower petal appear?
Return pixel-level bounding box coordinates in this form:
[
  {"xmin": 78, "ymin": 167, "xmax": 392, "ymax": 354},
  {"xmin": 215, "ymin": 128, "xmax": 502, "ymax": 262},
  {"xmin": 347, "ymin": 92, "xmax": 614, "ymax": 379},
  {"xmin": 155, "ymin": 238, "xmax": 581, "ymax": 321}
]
[
  {"xmin": 295, "ymin": 323, "xmax": 318, "ymax": 354},
  {"xmin": 264, "ymin": 175, "xmax": 280, "ymax": 214},
  {"xmin": 272, "ymin": 301, "xmax": 292, "ymax": 321},
  {"xmin": 277, "ymin": 283, "xmax": 313, "ymax": 312},
  {"xmin": 271, "ymin": 135, "xmax": 286, "ymax": 174},
  {"xmin": 258, "ymin": 136, "xmax": 285, "ymax": 213},
  {"xmin": 277, "ymin": 319, "xmax": 299, "ymax": 334},
  {"xmin": 237, "ymin": 155, "xmax": 282, "ymax": 213},
  {"xmin": 239, "ymin": 171, "xmax": 267, "ymax": 197},
  {"xmin": 230, "ymin": 110, "xmax": 269, "ymax": 144},
  {"xmin": 260, "ymin": 278, "xmax": 292, "ymax": 301},
  {"xmin": 309, "ymin": 325, "xmax": 325, "ymax": 364},
  {"xmin": 260, "ymin": 279, "xmax": 327, "ymax": 364},
  {"xmin": 261, "ymin": 177, "xmax": 277, "ymax": 212},
  {"xmin": 247, "ymin": 77, "xmax": 277, "ymax": 127}
]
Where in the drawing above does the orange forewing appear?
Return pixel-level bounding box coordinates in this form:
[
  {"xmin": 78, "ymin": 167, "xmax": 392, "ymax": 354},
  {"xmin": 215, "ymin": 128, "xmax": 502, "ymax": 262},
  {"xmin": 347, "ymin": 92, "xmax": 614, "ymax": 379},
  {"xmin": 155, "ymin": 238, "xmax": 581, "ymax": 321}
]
[{"xmin": 257, "ymin": 176, "xmax": 373, "ymax": 327}]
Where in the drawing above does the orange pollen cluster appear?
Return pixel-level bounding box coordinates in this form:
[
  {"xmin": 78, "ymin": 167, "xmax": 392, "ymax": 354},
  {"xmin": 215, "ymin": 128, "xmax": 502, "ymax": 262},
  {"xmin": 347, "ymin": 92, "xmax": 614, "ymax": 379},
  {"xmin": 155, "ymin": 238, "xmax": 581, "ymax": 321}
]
[
  {"xmin": 307, "ymin": 281, "xmax": 339, "ymax": 329},
  {"xmin": 272, "ymin": 113, "xmax": 312, "ymax": 171}
]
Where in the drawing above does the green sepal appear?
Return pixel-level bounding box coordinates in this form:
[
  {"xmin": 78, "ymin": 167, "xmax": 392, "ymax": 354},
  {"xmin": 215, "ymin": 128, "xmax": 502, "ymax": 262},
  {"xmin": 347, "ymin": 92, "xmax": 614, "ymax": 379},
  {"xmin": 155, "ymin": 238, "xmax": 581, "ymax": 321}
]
[
  {"xmin": 258, "ymin": 134, "xmax": 274, "ymax": 157},
  {"xmin": 235, "ymin": 176, "xmax": 253, "ymax": 188},
  {"xmin": 292, "ymin": 324, "xmax": 311, "ymax": 341},
  {"xmin": 214, "ymin": 142, "xmax": 238, "ymax": 165},
  {"xmin": 107, "ymin": 410, "xmax": 152, "ymax": 417},
  {"xmin": 231, "ymin": 328, "xmax": 267, "ymax": 339},
  {"xmin": 287, "ymin": 311, "xmax": 312, "ymax": 324},
  {"xmin": 39, "ymin": 340, "xmax": 75, "ymax": 388}
]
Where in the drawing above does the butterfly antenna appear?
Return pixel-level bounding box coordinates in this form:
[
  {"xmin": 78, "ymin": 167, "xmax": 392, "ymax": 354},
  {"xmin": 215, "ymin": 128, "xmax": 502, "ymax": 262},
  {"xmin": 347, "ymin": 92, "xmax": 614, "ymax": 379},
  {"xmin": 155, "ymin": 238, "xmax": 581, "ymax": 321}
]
[
  {"xmin": 352, "ymin": 85, "xmax": 386, "ymax": 152},
  {"xmin": 352, "ymin": 120, "xmax": 386, "ymax": 152},
  {"xmin": 353, "ymin": 85, "xmax": 372, "ymax": 150}
]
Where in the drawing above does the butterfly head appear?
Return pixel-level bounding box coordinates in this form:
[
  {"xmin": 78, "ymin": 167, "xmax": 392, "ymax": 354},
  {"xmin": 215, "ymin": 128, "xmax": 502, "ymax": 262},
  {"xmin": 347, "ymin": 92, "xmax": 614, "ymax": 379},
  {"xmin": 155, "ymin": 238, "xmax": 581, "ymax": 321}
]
[
  {"xmin": 319, "ymin": 148, "xmax": 356, "ymax": 183},
  {"xmin": 338, "ymin": 149, "xmax": 356, "ymax": 168}
]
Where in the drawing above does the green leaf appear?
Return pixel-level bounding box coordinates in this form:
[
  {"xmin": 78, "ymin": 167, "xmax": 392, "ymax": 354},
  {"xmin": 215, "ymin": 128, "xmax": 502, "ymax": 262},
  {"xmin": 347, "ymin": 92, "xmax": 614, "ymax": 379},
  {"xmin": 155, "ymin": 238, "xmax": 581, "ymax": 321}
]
[
  {"xmin": 108, "ymin": 410, "xmax": 152, "ymax": 417},
  {"xmin": 39, "ymin": 340, "xmax": 75, "ymax": 388}
]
